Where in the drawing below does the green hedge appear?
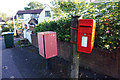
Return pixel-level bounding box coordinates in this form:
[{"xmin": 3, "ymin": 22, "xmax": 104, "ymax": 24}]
[
  {"xmin": 1, "ymin": 27, "xmax": 10, "ymax": 32},
  {"xmin": 8, "ymin": 24, "xmax": 14, "ymax": 32},
  {"xmin": 35, "ymin": 2, "xmax": 120, "ymax": 51},
  {"xmin": 93, "ymin": 2, "xmax": 120, "ymax": 50},
  {"xmin": 1, "ymin": 23, "xmax": 22, "ymax": 33},
  {"xmin": 35, "ymin": 17, "xmax": 71, "ymax": 42},
  {"xmin": 1, "ymin": 24, "xmax": 14, "ymax": 33},
  {"xmin": 35, "ymin": 18, "xmax": 120, "ymax": 51}
]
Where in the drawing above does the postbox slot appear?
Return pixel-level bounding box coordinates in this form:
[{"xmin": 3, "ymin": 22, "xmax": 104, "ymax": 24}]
[
  {"xmin": 78, "ymin": 27, "xmax": 92, "ymax": 33},
  {"xmin": 79, "ymin": 24, "xmax": 92, "ymax": 27},
  {"xmin": 80, "ymin": 26, "xmax": 91, "ymax": 27}
]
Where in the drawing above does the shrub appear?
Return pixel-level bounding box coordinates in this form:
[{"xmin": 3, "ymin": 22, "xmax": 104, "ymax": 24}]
[
  {"xmin": 8, "ymin": 24, "xmax": 14, "ymax": 32},
  {"xmin": 1, "ymin": 27, "xmax": 9, "ymax": 32},
  {"xmin": 35, "ymin": 1, "xmax": 120, "ymax": 50},
  {"xmin": 1, "ymin": 23, "xmax": 22, "ymax": 33},
  {"xmin": 82, "ymin": 2, "xmax": 120, "ymax": 50},
  {"xmin": 35, "ymin": 17, "xmax": 71, "ymax": 42},
  {"xmin": 95, "ymin": 2, "xmax": 120, "ymax": 50}
]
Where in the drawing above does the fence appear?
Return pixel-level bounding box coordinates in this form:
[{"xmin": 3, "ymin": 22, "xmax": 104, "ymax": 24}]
[{"xmin": 23, "ymin": 29, "xmax": 32, "ymax": 43}]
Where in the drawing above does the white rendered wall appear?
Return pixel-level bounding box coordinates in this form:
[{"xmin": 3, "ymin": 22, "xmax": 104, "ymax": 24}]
[
  {"xmin": 24, "ymin": 14, "xmax": 31, "ymax": 29},
  {"xmin": 38, "ymin": 5, "xmax": 53, "ymax": 23}
]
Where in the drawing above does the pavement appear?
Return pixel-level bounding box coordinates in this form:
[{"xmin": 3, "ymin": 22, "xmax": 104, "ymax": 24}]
[
  {"xmin": 0, "ymin": 36, "xmax": 2, "ymax": 79},
  {"xmin": 0, "ymin": 35, "xmax": 118, "ymax": 80},
  {"xmin": 1, "ymin": 36, "xmax": 62, "ymax": 79}
]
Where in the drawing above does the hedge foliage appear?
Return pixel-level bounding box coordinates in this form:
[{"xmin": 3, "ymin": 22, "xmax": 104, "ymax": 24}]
[
  {"xmin": 35, "ymin": 1, "xmax": 120, "ymax": 50},
  {"xmin": 1, "ymin": 24, "xmax": 14, "ymax": 33},
  {"xmin": 1, "ymin": 27, "xmax": 10, "ymax": 32},
  {"xmin": 1, "ymin": 23, "xmax": 22, "ymax": 33},
  {"xmin": 35, "ymin": 17, "xmax": 71, "ymax": 41},
  {"xmin": 93, "ymin": 2, "xmax": 120, "ymax": 50}
]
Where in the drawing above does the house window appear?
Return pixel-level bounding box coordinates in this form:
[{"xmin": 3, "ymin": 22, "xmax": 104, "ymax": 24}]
[
  {"xmin": 31, "ymin": 14, "xmax": 38, "ymax": 18},
  {"xmin": 45, "ymin": 11, "xmax": 51, "ymax": 17},
  {"xmin": 18, "ymin": 14, "xmax": 24, "ymax": 19}
]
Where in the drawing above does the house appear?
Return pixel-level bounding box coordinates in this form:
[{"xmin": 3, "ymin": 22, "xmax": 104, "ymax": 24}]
[
  {"xmin": 16, "ymin": 5, "xmax": 53, "ymax": 44},
  {"xmin": 16, "ymin": 5, "xmax": 53, "ymax": 29}
]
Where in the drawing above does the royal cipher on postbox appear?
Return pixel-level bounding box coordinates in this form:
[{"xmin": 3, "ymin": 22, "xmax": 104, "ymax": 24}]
[{"xmin": 77, "ymin": 19, "xmax": 96, "ymax": 54}]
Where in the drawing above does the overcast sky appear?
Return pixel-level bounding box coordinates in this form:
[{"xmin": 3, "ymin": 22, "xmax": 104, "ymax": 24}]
[{"xmin": 0, "ymin": 0, "xmax": 53, "ymax": 16}]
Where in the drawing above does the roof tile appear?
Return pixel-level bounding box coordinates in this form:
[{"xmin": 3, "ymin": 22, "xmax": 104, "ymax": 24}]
[{"xmin": 17, "ymin": 9, "xmax": 43, "ymax": 14}]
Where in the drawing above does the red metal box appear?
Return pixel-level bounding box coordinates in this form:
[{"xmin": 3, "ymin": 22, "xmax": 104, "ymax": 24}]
[
  {"xmin": 77, "ymin": 19, "xmax": 96, "ymax": 54},
  {"xmin": 38, "ymin": 31, "xmax": 57, "ymax": 59}
]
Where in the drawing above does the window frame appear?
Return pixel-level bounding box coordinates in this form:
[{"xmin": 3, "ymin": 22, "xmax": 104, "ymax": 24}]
[
  {"xmin": 18, "ymin": 14, "xmax": 24, "ymax": 19},
  {"xmin": 45, "ymin": 11, "xmax": 51, "ymax": 17}
]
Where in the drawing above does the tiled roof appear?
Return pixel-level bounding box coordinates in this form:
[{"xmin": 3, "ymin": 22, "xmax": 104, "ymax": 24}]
[{"xmin": 17, "ymin": 9, "xmax": 43, "ymax": 15}]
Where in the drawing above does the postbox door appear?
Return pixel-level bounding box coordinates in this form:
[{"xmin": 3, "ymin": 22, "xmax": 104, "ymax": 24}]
[
  {"xmin": 77, "ymin": 32, "xmax": 92, "ymax": 53},
  {"xmin": 44, "ymin": 33, "xmax": 57, "ymax": 59}
]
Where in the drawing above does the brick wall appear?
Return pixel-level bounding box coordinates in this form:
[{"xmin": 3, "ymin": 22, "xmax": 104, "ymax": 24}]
[
  {"xmin": 57, "ymin": 40, "xmax": 72, "ymax": 61},
  {"xmin": 31, "ymin": 34, "xmax": 38, "ymax": 48},
  {"xmin": 31, "ymin": 35, "xmax": 120, "ymax": 78},
  {"xmin": 79, "ymin": 48, "xmax": 120, "ymax": 78},
  {"xmin": 57, "ymin": 41, "xmax": 120, "ymax": 78},
  {"xmin": 117, "ymin": 47, "xmax": 120, "ymax": 78}
]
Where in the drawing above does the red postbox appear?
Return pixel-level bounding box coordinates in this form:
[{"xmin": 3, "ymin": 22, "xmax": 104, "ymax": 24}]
[
  {"xmin": 38, "ymin": 31, "xmax": 57, "ymax": 59},
  {"xmin": 77, "ymin": 19, "xmax": 96, "ymax": 54}
]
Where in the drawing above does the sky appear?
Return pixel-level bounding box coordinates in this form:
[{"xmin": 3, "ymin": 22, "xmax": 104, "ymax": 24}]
[{"xmin": 0, "ymin": 0, "xmax": 53, "ymax": 17}]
